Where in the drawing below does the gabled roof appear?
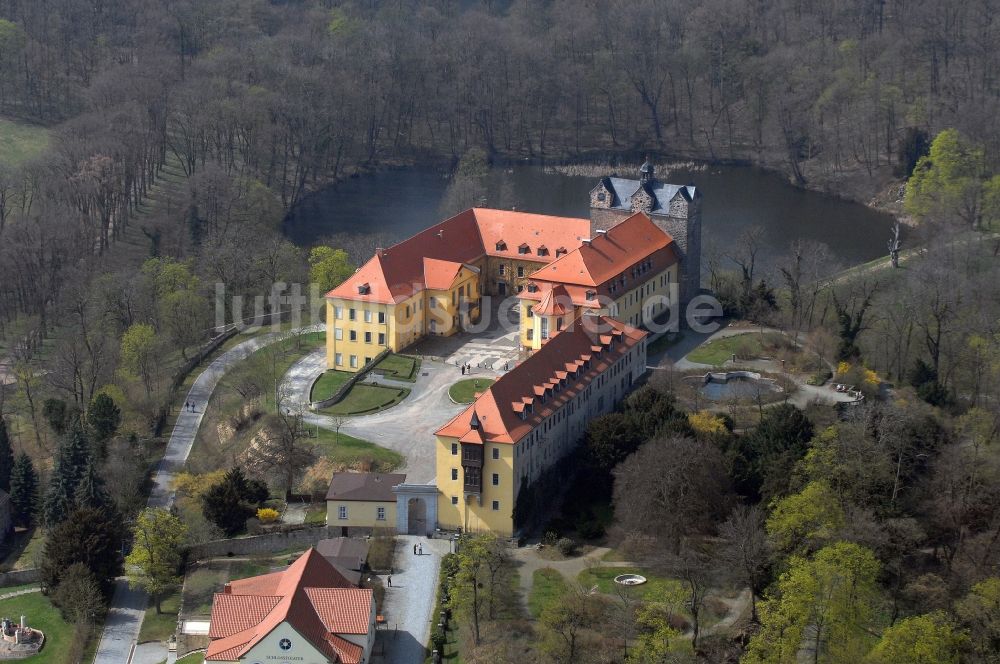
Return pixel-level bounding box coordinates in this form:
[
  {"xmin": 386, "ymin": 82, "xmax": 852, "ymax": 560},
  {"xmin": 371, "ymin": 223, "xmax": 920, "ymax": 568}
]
[
  {"xmin": 532, "ymin": 284, "xmax": 571, "ymax": 316},
  {"xmin": 422, "ymin": 258, "xmax": 467, "ymax": 290},
  {"xmin": 205, "ymin": 548, "xmax": 371, "ymax": 664},
  {"xmin": 326, "ymin": 208, "xmax": 590, "ymax": 304},
  {"xmin": 593, "ymin": 176, "xmax": 698, "ymax": 213},
  {"xmin": 436, "ymin": 315, "xmax": 646, "ymax": 445},
  {"xmin": 326, "ymin": 472, "xmax": 406, "ymax": 502},
  {"xmin": 526, "ymin": 212, "xmax": 678, "ymax": 289}
]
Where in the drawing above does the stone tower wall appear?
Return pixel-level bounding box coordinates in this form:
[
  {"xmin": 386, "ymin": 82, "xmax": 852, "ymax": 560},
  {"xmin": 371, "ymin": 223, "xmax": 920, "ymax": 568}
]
[{"xmin": 654, "ymin": 196, "xmax": 701, "ymax": 305}]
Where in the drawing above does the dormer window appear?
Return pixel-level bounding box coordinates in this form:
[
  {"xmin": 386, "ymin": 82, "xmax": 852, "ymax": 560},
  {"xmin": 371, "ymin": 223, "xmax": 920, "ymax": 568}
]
[
  {"xmin": 527, "ymin": 283, "xmax": 538, "ymax": 293},
  {"xmin": 597, "ymin": 192, "xmax": 606, "ymax": 202},
  {"xmin": 518, "ymin": 243, "xmax": 530, "ymax": 255},
  {"xmin": 586, "ymin": 290, "xmax": 596, "ymax": 300},
  {"xmin": 537, "ymin": 246, "xmax": 549, "ymax": 256},
  {"xmin": 357, "ymin": 283, "xmax": 371, "ymax": 295},
  {"xmin": 470, "ymin": 412, "xmax": 481, "ymax": 429},
  {"xmin": 495, "ymin": 240, "xmax": 507, "ymax": 251},
  {"xmin": 556, "ymin": 247, "xmax": 567, "ymax": 257}
]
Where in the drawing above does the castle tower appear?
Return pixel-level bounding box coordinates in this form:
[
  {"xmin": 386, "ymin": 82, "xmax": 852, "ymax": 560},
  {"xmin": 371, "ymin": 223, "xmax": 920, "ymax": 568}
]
[{"xmin": 589, "ymin": 162, "xmax": 702, "ymax": 305}]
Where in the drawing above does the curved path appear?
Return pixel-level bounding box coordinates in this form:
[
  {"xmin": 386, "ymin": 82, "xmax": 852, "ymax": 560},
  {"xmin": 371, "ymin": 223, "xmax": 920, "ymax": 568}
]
[
  {"xmin": 94, "ymin": 326, "xmax": 322, "ymax": 664},
  {"xmin": 283, "ymin": 350, "xmax": 472, "ymax": 484}
]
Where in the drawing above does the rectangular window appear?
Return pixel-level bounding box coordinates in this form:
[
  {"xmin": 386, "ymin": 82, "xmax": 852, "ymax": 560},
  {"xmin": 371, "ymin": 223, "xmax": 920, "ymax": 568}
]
[
  {"xmin": 364, "ymin": 310, "xmax": 372, "ymax": 323},
  {"xmin": 405, "ymin": 305, "xmax": 411, "ymax": 317},
  {"xmin": 452, "ymin": 291, "xmax": 457, "ymax": 305},
  {"xmin": 451, "ymin": 496, "xmax": 458, "ymax": 505},
  {"xmin": 378, "ymin": 333, "xmax": 386, "ymax": 345},
  {"xmin": 430, "ymin": 298, "xmax": 437, "ymax": 309},
  {"xmin": 492, "ymin": 447, "xmax": 500, "ymax": 460},
  {"xmin": 451, "ymin": 468, "xmax": 458, "ymax": 481},
  {"xmin": 334, "ymin": 328, "xmax": 343, "ymax": 340},
  {"xmin": 492, "ymin": 473, "xmax": 499, "ymax": 486},
  {"xmin": 349, "ymin": 330, "xmax": 357, "ymax": 341},
  {"xmin": 365, "ymin": 357, "xmax": 372, "ymax": 365},
  {"xmin": 517, "ymin": 266, "xmax": 524, "ymax": 277},
  {"xmin": 365, "ymin": 331, "xmax": 372, "ymax": 343},
  {"xmin": 334, "ymin": 306, "xmax": 343, "ymax": 319},
  {"xmin": 350, "ymin": 355, "xmax": 358, "ymax": 368},
  {"xmin": 376, "ymin": 507, "xmax": 386, "ymax": 521},
  {"xmin": 378, "ymin": 311, "xmax": 386, "ymax": 324},
  {"xmin": 335, "ymin": 353, "xmax": 343, "ymax": 366},
  {"xmin": 338, "ymin": 506, "xmax": 348, "ymax": 520},
  {"xmin": 349, "ymin": 308, "xmax": 356, "ymax": 321},
  {"xmin": 498, "ymin": 264, "xmax": 506, "ymax": 276},
  {"xmin": 492, "ymin": 500, "xmax": 500, "ymax": 511},
  {"xmin": 452, "ymin": 443, "xmax": 458, "ymax": 455}
]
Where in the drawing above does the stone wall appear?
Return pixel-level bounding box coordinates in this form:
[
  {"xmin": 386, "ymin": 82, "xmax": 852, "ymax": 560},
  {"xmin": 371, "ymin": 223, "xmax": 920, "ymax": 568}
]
[
  {"xmin": 589, "ymin": 208, "xmax": 631, "ymax": 234},
  {"xmin": 309, "ymin": 349, "xmax": 389, "ymax": 410},
  {"xmin": 0, "ymin": 568, "xmax": 40, "ymax": 588},
  {"xmin": 187, "ymin": 525, "xmax": 336, "ymax": 560}
]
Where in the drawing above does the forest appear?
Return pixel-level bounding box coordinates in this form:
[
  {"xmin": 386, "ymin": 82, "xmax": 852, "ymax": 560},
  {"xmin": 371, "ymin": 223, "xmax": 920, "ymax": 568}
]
[{"xmin": 0, "ymin": 1, "xmax": 998, "ymax": 663}]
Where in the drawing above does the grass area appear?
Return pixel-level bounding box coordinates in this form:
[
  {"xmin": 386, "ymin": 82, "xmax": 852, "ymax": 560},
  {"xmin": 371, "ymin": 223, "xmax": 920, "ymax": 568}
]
[
  {"xmin": 0, "ymin": 527, "xmax": 46, "ymax": 571},
  {"xmin": 176, "ymin": 653, "xmax": 205, "ymax": 664},
  {"xmin": 576, "ymin": 566, "xmax": 676, "ymax": 602},
  {"xmin": 0, "ymin": 117, "xmax": 50, "ymax": 166},
  {"xmin": 373, "ymin": 354, "xmax": 420, "ymax": 382},
  {"xmin": 448, "ymin": 378, "xmax": 495, "ymax": 403},
  {"xmin": 320, "ymin": 384, "xmax": 409, "ymax": 415},
  {"xmin": 310, "ymin": 370, "xmax": 353, "ymax": 402},
  {"xmin": 685, "ymin": 333, "xmax": 766, "ymax": 365},
  {"xmin": 138, "ymin": 590, "xmax": 181, "ymax": 643},
  {"xmin": 183, "ymin": 559, "xmax": 275, "ymax": 615},
  {"xmin": 647, "ymin": 332, "xmax": 682, "ymax": 355},
  {"xmin": 0, "ymin": 591, "xmax": 71, "ymax": 663},
  {"xmin": 312, "ymin": 427, "xmax": 403, "ymax": 471},
  {"xmin": 527, "ymin": 568, "xmax": 568, "ymax": 618},
  {"xmin": 0, "ymin": 584, "xmax": 40, "ymax": 596},
  {"xmin": 304, "ymin": 504, "xmax": 327, "ymax": 524}
]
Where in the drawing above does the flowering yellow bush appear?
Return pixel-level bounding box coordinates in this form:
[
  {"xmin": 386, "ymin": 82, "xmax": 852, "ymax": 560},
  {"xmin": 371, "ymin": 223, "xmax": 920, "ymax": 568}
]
[
  {"xmin": 836, "ymin": 361, "xmax": 852, "ymax": 376},
  {"xmin": 257, "ymin": 508, "xmax": 280, "ymax": 523},
  {"xmin": 863, "ymin": 368, "xmax": 879, "ymax": 385},
  {"xmin": 688, "ymin": 410, "xmax": 729, "ymax": 438}
]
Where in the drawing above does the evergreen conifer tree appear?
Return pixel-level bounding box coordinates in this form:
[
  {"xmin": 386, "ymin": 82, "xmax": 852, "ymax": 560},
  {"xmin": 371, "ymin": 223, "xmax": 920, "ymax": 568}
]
[
  {"xmin": 9, "ymin": 453, "xmax": 38, "ymax": 528},
  {"xmin": 0, "ymin": 418, "xmax": 12, "ymax": 492}
]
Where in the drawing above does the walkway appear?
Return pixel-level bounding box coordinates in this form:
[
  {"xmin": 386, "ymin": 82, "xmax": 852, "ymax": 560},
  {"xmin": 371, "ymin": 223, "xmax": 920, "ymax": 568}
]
[
  {"xmin": 0, "ymin": 586, "xmax": 40, "ymax": 600},
  {"xmin": 510, "ymin": 546, "xmax": 634, "ymax": 610},
  {"xmin": 284, "ymin": 350, "xmax": 471, "ymax": 484},
  {"xmin": 375, "ymin": 535, "xmax": 450, "ymax": 664},
  {"xmin": 94, "ymin": 326, "xmax": 322, "ymax": 664}
]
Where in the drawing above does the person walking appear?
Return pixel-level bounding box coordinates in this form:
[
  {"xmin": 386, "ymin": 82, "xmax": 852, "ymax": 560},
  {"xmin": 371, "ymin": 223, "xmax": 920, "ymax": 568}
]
[
  {"xmin": 413, "ymin": 543, "xmax": 417, "ymax": 555},
  {"xmin": 387, "ymin": 575, "xmax": 392, "ymax": 587},
  {"xmin": 418, "ymin": 543, "xmax": 423, "ymax": 555}
]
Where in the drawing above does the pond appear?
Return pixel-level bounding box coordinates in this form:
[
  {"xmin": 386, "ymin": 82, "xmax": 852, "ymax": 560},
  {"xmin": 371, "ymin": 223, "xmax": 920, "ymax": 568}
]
[
  {"xmin": 283, "ymin": 162, "xmax": 896, "ymax": 271},
  {"xmin": 690, "ymin": 371, "xmax": 782, "ymax": 402}
]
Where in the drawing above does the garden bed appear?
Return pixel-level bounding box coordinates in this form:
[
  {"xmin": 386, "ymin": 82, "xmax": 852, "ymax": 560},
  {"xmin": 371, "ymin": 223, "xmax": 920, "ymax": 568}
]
[
  {"xmin": 448, "ymin": 378, "xmax": 496, "ymax": 403},
  {"xmin": 372, "ymin": 354, "xmax": 420, "ymax": 382},
  {"xmin": 320, "ymin": 384, "xmax": 410, "ymax": 415}
]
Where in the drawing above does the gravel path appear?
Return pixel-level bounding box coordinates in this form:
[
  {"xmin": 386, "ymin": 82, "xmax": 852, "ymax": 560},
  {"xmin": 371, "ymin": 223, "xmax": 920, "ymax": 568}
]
[
  {"xmin": 283, "ymin": 351, "xmax": 470, "ymax": 484},
  {"xmin": 93, "ymin": 326, "xmax": 322, "ymax": 664},
  {"xmin": 376, "ymin": 536, "xmax": 450, "ymax": 664},
  {"xmin": 0, "ymin": 587, "xmax": 41, "ymax": 600}
]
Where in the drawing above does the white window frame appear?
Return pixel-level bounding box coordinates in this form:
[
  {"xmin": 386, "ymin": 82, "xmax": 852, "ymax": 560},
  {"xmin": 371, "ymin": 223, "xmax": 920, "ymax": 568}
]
[
  {"xmin": 334, "ymin": 328, "xmax": 343, "ymax": 340},
  {"xmin": 376, "ymin": 506, "xmax": 386, "ymax": 521},
  {"xmin": 338, "ymin": 506, "xmax": 348, "ymax": 520}
]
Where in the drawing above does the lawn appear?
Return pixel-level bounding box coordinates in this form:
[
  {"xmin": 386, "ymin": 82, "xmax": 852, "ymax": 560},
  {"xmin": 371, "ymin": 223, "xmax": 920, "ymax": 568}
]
[
  {"xmin": 448, "ymin": 378, "xmax": 495, "ymax": 403},
  {"xmin": 0, "ymin": 591, "xmax": 71, "ymax": 663},
  {"xmin": 139, "ymin": 590, "xmax": 181, "ymax": 643},
  {"xmin": 576, "ymin": 566, "xmax": 677, "ymax": 602},
  {"xmin": 310, "ymin": 370, "xmax": 353, "ymax": 402},
  {"xmin": 312, "ymin": 428, "xmax": 403, "ymax": 471},
  {"xmin": 176, "ymin": 653, "xmax": 205, "ymax": 664},
  {"xmin": 0, "ymin": 117, "xmax": 50, "ymax": 166},
  {"xmin": 685, "ymin": 333, "xmax": 766, "ymax": 365},
  {"xmin": 304, "ymin": 504, "xmax": 327, "ymax": 524},
  {"xmin": 528, "ymin": 568, "xmax": 568, "ymax": 618},
  {"xmin": 373, "ymin": 354, "xmax": 420, "ymax": 382},
  {"xmin": 182, "ymin": 559, "xmax": 275, "ymax": 616},
  {"xmin": 0, "ymin": 527, "xmax": 45, "ymax": 570},
  {"xmin": 320, "ymin": 384, "xmax": 409, "ymax": 415}
]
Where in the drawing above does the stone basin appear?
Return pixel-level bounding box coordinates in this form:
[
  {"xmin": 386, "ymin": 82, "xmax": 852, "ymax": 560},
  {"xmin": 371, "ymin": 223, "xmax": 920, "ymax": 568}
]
[{"xmin": 613, "ymin": 573, "xmax": 648, "ymax": 586}]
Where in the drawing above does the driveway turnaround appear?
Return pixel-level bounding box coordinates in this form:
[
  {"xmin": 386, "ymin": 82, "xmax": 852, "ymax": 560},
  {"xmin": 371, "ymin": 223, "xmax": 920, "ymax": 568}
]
[
  {"xmin": 93, "ymin": 326, "xmax": 322, "ymax": 664},
  {"xmin": 284, "ymin": 350, "xmax": 471, "ymax": 484},
  {"xmin": 377, "ymin": 535, "xmax": 450, "ymax": 664}
]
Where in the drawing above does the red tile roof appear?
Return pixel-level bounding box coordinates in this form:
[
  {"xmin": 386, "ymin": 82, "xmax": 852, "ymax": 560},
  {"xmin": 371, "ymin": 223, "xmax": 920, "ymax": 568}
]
[
  {"xmin": 526, "ymin": 212, "xmax": 677, "ymax": 289},
  {"xmin": 326, "ymin": 208, "xmax": 591, "ymax": 304},
  {"xmin": 436, "ymin": 315, "xmax": 646, "ymax": 444},
  {"xmin": 205, "ymin": 549, "xmax": 372, "ymax": 664}
]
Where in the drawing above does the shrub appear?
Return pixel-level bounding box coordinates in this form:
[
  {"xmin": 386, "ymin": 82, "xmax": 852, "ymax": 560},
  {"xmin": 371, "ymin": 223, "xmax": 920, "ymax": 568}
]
[
  {"xmin": 257, "ymin": 507, "xmax": 279, "ymax": 523},
  {"xmin": 575, "ymin": 516, "xmax": 605, "ymax": 540},
  {"xmin": 556, "ymin": 537, "xmax": 577, "ymax": 556},
  {"xmin": 542, "ymin": 531, "xmax": 559, "ymax": 547}
]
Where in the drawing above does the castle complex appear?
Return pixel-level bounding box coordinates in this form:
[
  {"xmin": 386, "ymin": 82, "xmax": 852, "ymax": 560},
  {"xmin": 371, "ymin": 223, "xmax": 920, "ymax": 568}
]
[{"xmin": 324, "ymin": 163, "xmax": 702, "ymax": 535}]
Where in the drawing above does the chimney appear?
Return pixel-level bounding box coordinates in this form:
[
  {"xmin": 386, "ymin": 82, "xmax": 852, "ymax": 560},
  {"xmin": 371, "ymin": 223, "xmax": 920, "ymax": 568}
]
[
  {"xmin": 581, "ymin": 238, "xmax": 591, "ymax": 246},
  {"xmin": 595, "ymin": 229, "xmax": 607, "ymax": 235},
  {"xmin": 375, "ymin": 247, "xmax": 384, "ymax": 257}
]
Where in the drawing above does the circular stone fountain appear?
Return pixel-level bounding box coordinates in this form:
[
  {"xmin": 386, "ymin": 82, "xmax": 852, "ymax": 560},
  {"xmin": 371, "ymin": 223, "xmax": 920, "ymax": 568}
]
[{"xmin": 613, "ymin": 573, "xmax": 648, "ymax": 587}]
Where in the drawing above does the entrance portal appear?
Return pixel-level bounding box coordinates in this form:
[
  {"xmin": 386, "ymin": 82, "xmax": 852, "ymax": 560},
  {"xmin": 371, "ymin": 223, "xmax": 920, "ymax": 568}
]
[{"xmin": 407, "ymin": 498, "xmax": 427, "ymax": 535}]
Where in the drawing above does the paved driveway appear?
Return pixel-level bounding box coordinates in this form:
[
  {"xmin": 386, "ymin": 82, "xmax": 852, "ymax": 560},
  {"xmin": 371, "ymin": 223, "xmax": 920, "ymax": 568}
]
[
  {"xmin": 94, "ymin": 326, "xmax": 322, "ymax": 664},
  {"xmin": 375, "ymin": 535, "xmax": 450, "ymax": 664},
  {"xmin": 284, "ymin": 351, "xmax": 471, "ymax": 484}
]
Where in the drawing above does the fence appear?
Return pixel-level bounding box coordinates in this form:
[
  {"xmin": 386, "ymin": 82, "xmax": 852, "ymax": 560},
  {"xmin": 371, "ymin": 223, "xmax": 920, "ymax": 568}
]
[{"xmin": 309, "ymin": 348, "xmax": 390, "ymax": 409}]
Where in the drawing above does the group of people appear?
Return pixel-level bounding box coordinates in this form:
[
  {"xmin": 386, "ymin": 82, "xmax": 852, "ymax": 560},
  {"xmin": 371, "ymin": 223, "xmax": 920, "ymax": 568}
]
[
  {"xmin": 386, "ymin": 542, "xmax": 425, "ymax": 587},
  {"xmin": 183, "ymin": 400, "xmax": 198, "ymax": 412}
]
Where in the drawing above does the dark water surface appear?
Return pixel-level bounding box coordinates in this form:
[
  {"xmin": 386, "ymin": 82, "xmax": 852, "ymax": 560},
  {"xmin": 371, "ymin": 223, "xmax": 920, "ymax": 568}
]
[{"xmin": 283, "ymin": 163, "xmax": 895, "ymax": 270}]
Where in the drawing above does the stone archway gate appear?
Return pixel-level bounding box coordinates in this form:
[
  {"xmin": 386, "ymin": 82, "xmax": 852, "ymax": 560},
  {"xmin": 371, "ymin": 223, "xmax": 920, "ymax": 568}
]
[{"xmin": 392, "ymin": 483, "xmax": 439, "ymax": 536}]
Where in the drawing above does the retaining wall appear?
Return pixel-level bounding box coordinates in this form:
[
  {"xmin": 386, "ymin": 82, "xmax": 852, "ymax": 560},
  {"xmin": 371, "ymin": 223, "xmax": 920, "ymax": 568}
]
[
  {"xmin": 187, "ymin": 525, "xmax": 336, "ymax": 560},
  {"xmin": 309, "ymin": 348, "xmax": 390, "ymax": 409},
  {"xmin": 0, "ymin": 568, "xmax": 40, "ymax": 588}
]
